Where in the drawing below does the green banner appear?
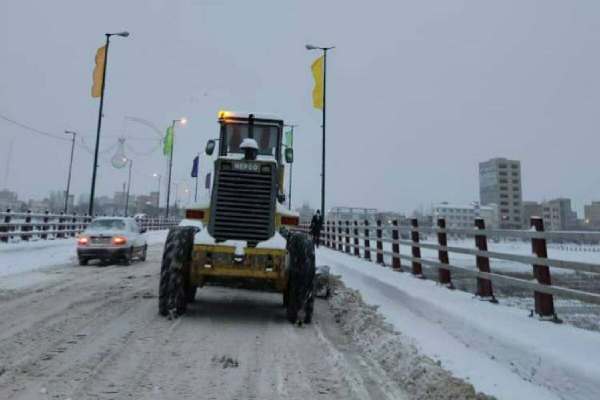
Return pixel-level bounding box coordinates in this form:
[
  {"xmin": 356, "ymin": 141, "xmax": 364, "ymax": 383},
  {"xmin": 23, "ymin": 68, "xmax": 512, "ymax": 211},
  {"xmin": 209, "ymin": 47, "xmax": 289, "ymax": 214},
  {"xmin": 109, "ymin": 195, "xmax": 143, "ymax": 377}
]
[
  {"xmin": 163, "ymin": 126, "xmax": 173, "ymax": 156},
  {"xmin": 285, "ymin": 129, "xmax": 293, "ymax": 147}
]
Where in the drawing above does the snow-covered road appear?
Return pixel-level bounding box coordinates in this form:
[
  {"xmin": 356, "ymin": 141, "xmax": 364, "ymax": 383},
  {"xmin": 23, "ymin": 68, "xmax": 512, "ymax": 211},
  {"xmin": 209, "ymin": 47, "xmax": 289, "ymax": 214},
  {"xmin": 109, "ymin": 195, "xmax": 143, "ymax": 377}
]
[{"xmin": 0, "ymin": 238, "xmax": 490, "ymax": 400}]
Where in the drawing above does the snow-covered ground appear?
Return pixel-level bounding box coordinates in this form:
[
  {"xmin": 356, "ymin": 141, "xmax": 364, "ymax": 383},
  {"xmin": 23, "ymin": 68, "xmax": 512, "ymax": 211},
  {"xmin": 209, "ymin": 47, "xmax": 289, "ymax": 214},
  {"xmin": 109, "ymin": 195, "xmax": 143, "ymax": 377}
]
[
  {"xmin": 318, "ymin": 247, "xmax": 600, "ymax": 400},
  {"xmin": 0, "ymin": 230, "xmax": 168, "ymax": 284}
]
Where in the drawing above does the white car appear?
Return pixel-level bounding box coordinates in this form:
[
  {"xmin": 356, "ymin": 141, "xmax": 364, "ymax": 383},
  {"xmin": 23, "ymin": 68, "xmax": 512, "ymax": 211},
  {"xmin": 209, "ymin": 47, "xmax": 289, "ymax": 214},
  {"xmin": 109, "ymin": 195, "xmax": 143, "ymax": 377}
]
[{"xmin": 77, "ymin": 217, "xmax": 148, "ymax": 266}]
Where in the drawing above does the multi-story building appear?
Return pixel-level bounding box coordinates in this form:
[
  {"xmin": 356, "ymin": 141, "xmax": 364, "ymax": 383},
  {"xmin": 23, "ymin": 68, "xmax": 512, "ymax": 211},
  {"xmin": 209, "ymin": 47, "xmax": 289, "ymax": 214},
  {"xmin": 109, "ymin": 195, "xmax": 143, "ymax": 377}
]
[
  {"xmin": 522, "ymin": 198, "xmax": 577, "ymax": 231},
  {"xmin": 479, "ymin": 158, "xmax": 523, "ymax": 229},
  {"xmin": 432, "ymin": 202, "xmax": 498, "ymax": 229},
  {"xmin": 522, "ymin": 201, "xmax": 542, "ymax": 227},
  {"xmin": 327, "ymin": 206, "xmax": 378, "ymax": 225},
  {"xmin": 584, "ymin": 201, "xmax": 600, "ymax": 229},
  {"xmin": 297, "ymin": 203, "xmax": 316, "ymax": 225}
]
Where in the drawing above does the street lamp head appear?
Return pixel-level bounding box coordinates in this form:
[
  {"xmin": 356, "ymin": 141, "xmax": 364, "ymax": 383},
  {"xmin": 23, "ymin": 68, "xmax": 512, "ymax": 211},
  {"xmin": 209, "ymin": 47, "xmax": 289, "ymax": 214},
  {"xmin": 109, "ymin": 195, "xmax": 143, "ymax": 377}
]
[
  {"xmin": 305, "ymin": 44, "xmax": 318, "ymax": 50},
  {"xmin": 153, "ymin": 173, "xmax": 160, "ymax": 178},
  {"xmin": 114, "ymin": 31, "xmax": 130, "ymax": 37},
  {"xmin": 180, "ymin": 118, "xmax": 187, "ymax": 125}
]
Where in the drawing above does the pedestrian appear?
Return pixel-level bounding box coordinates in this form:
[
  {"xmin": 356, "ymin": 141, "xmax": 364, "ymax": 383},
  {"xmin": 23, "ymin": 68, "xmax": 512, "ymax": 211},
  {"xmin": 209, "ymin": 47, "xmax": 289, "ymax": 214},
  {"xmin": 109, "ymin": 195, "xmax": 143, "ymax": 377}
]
[{"xmin": 310, "ymin": 210, "xmax": 323, "ymax": 248}]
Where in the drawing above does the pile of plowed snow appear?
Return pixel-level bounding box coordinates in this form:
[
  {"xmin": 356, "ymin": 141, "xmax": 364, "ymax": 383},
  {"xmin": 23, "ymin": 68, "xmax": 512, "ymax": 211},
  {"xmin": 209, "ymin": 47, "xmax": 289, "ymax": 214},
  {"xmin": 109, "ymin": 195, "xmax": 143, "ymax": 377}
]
[{"xmin": 328, "ymin": 277, "xmax": 495, "ymax": 400}]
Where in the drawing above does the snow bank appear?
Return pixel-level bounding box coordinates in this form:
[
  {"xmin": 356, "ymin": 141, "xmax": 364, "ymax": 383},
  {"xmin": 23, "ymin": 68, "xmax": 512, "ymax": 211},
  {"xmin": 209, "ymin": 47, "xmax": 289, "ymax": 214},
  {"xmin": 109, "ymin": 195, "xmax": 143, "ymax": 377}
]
[
  {"xmin": 319, "ymin": 248, "xmax": 600, "ymax": 400},
  {"xmin": 0, "ymin": 230, "xmax": 169, "ymax": 279},
  {"xmin": 328, "ymin": 278, "xmax": 493, "ymax": 400},
  {"xmin": 0, "ymin": 238, "xmax": 76, "ymax": 278}
]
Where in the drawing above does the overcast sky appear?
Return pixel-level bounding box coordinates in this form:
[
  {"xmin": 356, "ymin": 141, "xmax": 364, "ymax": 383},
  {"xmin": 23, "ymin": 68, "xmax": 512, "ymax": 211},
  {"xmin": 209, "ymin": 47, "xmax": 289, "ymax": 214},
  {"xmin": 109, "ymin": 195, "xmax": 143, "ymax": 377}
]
[{"xmin": 1, "ymin": 0, "xmax": 599, "ymax": 215}]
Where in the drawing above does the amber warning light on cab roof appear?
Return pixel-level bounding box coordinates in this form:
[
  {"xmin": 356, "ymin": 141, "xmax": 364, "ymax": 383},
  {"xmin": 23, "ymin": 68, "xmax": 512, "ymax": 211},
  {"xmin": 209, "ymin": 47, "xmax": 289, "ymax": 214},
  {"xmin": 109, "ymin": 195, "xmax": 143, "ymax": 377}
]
[{"xmin": 218, "ymin": 110, "xmax": 231, "ymax": 119}]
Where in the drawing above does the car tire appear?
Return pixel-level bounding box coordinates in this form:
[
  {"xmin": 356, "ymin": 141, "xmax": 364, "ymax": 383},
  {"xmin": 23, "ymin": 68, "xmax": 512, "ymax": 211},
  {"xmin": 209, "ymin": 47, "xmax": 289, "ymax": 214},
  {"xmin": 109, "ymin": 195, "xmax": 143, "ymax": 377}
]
[
  {"xmin": 140, "ymin": 244, "xmax": 148, "ymax": 261},
  {"xmin": 78, "ymin": 257, "xmax": 88, "ymax": 266},
  {"xmin": 122, "ymin": 247, "xmax": 133, "ymax": 266}
]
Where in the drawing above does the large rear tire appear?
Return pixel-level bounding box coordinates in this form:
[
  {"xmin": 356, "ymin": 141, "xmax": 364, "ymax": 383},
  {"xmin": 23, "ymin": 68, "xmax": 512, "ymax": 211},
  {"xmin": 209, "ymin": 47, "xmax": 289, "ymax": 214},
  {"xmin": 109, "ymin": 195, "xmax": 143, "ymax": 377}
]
[
  {"xmin": 158, "ymin": 227, "xmax": 196, "ymax": 318},
  {"xmin": 286, "ymin": 233, "xmax": 316, "ymax": 324}
]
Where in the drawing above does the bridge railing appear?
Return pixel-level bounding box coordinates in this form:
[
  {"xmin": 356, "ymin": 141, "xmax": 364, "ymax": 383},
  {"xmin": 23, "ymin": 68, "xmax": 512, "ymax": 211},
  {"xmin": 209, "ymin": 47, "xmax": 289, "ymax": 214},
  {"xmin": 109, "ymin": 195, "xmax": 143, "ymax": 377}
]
[
  {"xmin": 321, "ymin": 217, "xmax": 600, "ymax": 322},
  {"xmin": 0, "ymin": 210, "xmax": 180, "ymax": 242}
]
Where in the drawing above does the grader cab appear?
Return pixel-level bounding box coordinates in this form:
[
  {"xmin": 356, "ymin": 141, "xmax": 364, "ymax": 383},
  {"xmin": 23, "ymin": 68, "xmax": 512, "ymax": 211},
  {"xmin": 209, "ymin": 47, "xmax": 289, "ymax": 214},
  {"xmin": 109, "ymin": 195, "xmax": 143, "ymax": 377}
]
[{"xmin": 158, "ymin": 111, "xmax": 315, "ymax": 324}]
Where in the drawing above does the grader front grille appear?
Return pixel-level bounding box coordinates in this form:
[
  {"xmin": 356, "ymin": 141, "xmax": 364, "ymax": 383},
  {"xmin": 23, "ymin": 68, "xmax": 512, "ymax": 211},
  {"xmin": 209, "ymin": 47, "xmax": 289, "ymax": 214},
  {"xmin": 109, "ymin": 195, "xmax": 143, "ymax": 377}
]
[{"xmin": 210, "ymin": 162, "xmax": 275, "ymax": 245}]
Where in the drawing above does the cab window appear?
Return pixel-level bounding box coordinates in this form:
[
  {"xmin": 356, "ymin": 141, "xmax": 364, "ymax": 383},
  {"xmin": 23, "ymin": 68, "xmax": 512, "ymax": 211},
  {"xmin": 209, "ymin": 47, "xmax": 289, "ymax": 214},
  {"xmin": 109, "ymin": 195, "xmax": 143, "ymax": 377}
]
[{"xmin": 224, "ymin": 124, "xmax": 279, "ymax": 157}]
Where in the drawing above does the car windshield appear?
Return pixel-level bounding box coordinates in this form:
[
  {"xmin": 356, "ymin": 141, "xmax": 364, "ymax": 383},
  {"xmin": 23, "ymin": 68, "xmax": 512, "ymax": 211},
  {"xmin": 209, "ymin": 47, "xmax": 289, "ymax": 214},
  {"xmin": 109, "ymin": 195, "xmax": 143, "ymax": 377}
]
[
  {"xmin": 224, "ymin": 124, "xmax": 279, "ymax": 157},
  {"xmin": 88, "ymin": 219, "xmax": 126, "ymax": 231}
]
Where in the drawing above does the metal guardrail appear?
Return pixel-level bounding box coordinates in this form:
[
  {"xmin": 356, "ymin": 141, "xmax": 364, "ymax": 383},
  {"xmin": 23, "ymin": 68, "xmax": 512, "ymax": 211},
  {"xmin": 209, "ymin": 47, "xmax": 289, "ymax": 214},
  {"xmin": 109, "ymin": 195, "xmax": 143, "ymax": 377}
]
[
  {"xmin": 0, "ymin": 210, "xmax": 180, "ymax": 242},
  {"xmin": 317, "ymin": 217, "xmax": 600, "ymax": 321}
]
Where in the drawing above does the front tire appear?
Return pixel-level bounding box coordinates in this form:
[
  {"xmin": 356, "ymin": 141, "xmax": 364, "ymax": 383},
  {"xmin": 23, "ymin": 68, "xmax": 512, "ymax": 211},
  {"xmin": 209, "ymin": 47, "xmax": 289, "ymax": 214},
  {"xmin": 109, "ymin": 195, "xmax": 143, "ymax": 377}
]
[
  {"xmin": 78, "ymin": 257, "xmax": 88, "ymax": 266},
  {"xmin": 286, "ymin": 233, "xmax": 316, "ymax": 324},
  {"xmin": 122, "ymin": 247, "xmax": 133, "ymax": 266},
  {"xmin": 158, "ymin": 227, "xmax": 196, "ymax": 317}
]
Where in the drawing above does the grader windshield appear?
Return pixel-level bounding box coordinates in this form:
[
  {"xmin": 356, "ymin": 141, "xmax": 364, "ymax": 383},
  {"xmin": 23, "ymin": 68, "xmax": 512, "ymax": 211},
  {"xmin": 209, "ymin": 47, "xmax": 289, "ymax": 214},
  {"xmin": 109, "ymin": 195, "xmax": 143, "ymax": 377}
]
[{"xmin": 218, "ymin": 114, "xmax": 283, "ymax": 163}]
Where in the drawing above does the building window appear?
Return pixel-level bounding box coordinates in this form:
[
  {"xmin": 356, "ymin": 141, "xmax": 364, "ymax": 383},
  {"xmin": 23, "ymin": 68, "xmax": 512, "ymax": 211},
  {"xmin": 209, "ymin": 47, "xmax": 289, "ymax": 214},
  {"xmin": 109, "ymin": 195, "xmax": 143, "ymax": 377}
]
[
  {"xmin": 511, "ymin": 164, "xmax": 519, "ymax": 169},
  {"xmin": 501, "ymin": 194, "xmax": 508, "ymax": 198},
  {"xmin": 500, "ymin": 201, "xmax": 509, "ymax": 206},
  {"xmin": 500, "ymin": 186, "xmax": 507, "ymax": 191},
  {"xmin": 499, "ymin": 171, "xmax": 507, "ymax": 176},
  {"xmin": 499, "ymin": 164, "xmax": 507, "ymax": 169},
  {"xmin": 499, "ymin": 179, "xmax": 508, "ymax": 184}
]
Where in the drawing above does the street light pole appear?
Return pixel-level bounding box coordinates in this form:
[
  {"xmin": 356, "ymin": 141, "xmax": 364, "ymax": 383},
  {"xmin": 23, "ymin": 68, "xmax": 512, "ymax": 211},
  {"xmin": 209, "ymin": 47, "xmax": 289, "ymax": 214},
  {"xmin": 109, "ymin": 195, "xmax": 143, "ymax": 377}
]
[
  {"xmin": 194, "ymin": 152, "xmax": 199, "ymax": 202},
  {"xmin": 153, "ymin": 173, "xmax": 162, "ymax": 211},
  {"xmin": 64, "ymin": 130, "xmax": 77, "ymax": 213},
  {"xmin": 89, "ymin": 31, "xmax": 129, "ymax": 217},
  {"xmin": 165, "ymin": 118, "xmax": 187, "ymax": 218},
  {"xmin": 124, "ymin": 159, "xmax": 132, "ymax": 217},
  {"xmin": 284, "ymin": 124, "xmax": 297, "ymax": 210},
  {"xmin": 306, "ymin": 44, "xmax": 334, "ymax": 218}
]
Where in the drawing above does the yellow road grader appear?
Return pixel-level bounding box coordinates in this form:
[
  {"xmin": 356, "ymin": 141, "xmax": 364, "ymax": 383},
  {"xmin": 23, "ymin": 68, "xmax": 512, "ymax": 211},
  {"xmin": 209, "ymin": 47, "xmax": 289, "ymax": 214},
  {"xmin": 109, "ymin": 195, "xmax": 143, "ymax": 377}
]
[{"xmin": 158, "ymin": 111, "xmax": 315, "ymax": 324}]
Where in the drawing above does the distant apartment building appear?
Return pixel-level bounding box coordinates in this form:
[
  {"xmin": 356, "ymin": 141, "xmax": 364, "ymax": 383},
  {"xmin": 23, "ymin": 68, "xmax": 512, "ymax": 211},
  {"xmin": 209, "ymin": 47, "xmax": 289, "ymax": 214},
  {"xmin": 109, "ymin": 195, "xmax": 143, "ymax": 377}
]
[
  {"xmin": 479, "ymin": 158, "xmax": 523, "ymax": 229},
  {"xmin": 584, "ymin": 201, "xmax": 600, "ymax": 228},
  {"xmin": 432, "ymin": 202, "xmax": 498, "ymax": 229},
  {"xmin": 0, "ymin": 189, "xmax": 22, "ymax": 210},
  {"xmin": 521, "ymin": 198, "xmax": 577, "ymax": 231}
]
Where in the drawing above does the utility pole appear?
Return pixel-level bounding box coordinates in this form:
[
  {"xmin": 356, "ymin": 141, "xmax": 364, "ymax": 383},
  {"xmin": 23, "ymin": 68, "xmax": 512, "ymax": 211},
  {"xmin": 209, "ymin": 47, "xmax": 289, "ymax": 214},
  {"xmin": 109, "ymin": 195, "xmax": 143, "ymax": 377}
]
[
  {"xmin": 124, "ymin": 159, "xmax": 132, "ymax": 216},
  {"xmin": 64, "ymin": 130, "xmax": 77, "ymax": 213},
  {"xmin": 3, "ymin": 137, "xmax": 15, "ymax": 189},
  {"xmin": 88, "ymin": 31, "xmax": 129, "ymax": 217}
]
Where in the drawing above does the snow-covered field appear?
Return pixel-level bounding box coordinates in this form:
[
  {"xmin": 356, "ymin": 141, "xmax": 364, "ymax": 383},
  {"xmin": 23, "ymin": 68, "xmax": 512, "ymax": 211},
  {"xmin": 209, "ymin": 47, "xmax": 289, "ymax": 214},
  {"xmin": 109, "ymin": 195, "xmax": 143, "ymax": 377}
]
[
  {"xmin": 318, "ymin": 247, "xmax": 600, "ymax": 400},
  {"xmin": 374, "ymin": 238, "xmax": 600, "ymax": 274}
]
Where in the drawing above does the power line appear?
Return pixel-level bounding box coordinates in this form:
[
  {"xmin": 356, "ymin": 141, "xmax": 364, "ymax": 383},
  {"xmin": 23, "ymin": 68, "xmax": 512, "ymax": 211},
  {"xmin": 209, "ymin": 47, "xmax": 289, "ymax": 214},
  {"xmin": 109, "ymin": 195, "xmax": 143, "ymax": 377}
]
[{"xmin": 0, "ymin": 113, "xmax": 71, "ymax": 142}]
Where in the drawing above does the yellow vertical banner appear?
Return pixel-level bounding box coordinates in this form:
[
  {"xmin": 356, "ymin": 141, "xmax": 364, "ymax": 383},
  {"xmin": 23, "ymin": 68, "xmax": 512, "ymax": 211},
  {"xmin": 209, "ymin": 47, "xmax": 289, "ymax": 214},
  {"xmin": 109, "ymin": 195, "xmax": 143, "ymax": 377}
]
[
  {"xmin": 91, "ymin": 45, "xmax": 106, "ymax": 98},
  {"xmin": 311, "ymin": 55, "xmax": 324, "ymax": 110}
]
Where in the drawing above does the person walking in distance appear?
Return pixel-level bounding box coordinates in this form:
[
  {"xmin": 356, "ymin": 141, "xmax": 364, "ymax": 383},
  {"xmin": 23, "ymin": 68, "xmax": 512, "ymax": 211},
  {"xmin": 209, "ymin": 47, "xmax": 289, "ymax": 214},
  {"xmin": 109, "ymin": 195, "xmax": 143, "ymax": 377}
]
[{"xmin": 310, "ymin": 210, "xmax": 323, "ymax": 248}]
